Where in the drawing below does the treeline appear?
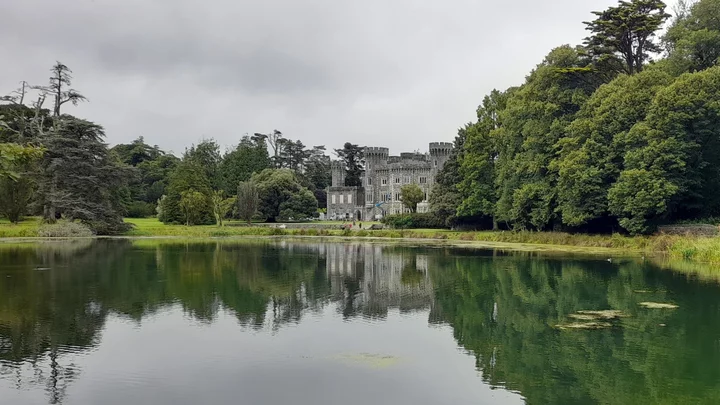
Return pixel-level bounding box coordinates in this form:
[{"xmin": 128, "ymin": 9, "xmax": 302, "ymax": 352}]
[
  {"xmin": 430, "ymin": 0, "xmax": 720, "ymax": 234},
  {"xmin": 0, "ymin": 64, "xmax": 369, "ymax": 233}
]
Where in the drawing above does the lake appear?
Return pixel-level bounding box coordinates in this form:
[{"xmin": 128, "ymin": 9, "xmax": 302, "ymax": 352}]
[{"xmin": 0, "ymin": 239, "xmax": 718, "ymax": 405}]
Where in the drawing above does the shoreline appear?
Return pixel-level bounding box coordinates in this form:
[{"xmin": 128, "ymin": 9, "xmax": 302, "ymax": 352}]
[{"xmin": 1, "ymin": 218, "xmax": 719, "ymax": 266}]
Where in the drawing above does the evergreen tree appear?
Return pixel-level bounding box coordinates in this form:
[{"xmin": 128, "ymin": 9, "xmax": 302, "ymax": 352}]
[
  {"xmin": 584, "ymin": 0, "xmax": 671, "ymax": 75},
  {"xmin": 334, "ymin": 143, "xmax": 364, "ymax": 187},
  {"xmin": 37, "ymin": 118, "xmax": 131, "ymax": 234}
]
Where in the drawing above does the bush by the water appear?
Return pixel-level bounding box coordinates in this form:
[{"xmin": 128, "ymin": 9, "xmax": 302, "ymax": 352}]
[
  {"xmin": 381, "ymin": 213, "xmax": 446, "ymax": 229},
  {"xmin": 38, "ymin": 221, "xmax": 94, "ymax": 237}
]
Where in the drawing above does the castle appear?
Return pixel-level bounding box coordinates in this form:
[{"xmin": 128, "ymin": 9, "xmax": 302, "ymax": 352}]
[{"xmin": 327, "ymin": 142, "xmax": 453, "ymax": 221}]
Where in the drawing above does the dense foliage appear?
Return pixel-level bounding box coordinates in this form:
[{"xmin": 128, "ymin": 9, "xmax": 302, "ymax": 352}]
[
  {"xmin": 432, "ymin": 0, "xmax": 720, "ymax": 234},
  {"xmin": 381, "ymin": 213, "xmax": 446, "ymax": 229},
  {"xmin": 1, "ymin": 66, "xmax": 334, "ymax": 229}
]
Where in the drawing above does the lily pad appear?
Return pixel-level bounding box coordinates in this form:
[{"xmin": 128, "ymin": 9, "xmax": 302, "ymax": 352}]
[
  {"xmin": 639, "ymin": 302, "xmax": 678, "ymax": 309},
  {"xmin": 556, "ymin": 322, "xmax": 613, "ymax": 330},
  {"xmin": 575, "ymin": 310, "xmax": 627, "ymax": 319},
  {"xmin": 568, "ymin": 314, "xmax": 600, "ymax": 321}
]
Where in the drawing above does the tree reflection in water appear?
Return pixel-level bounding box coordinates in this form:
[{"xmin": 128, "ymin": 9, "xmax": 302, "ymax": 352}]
[{"xmin": 0, "ymin": 240, "xmax": 719, "ymax": 404}]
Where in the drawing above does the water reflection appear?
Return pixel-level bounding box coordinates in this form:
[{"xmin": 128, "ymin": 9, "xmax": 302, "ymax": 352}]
[{"xmin": 0, "ymin": 240, "xmax": 719, "ymax": 404}]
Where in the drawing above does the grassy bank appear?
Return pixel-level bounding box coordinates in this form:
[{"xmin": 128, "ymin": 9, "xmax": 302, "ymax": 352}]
[{"xmin": 1, "ymin": 217, "xmax": 720, "ymax": 264}]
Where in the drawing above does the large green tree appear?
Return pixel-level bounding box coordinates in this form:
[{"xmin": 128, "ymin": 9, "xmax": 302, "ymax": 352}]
[
  {"xmin": 430, "ymin": 128, "xmax": 466, "ymax": 227},
  {"xmin": 218, "ymin": 135, "xmax": 269, "ymax": 193},
  {"xmin": 0, "ymin": 143, "xmax": 44, "ymax": 223},
  {"xmin": 663, "ymin": 0, "xmax": 720, "ymax": 74},
  {"xmin": 37, "ymin": 118, "xmax": 131, "ymax": 234},
  {"xmin": 184, "ymin": 139, "xmax": 222, "ymax": 189},
  {"xmin": 584, "ymin": 0, "xmax": 671, "ymax": 75},
  {"xmin": 160, "ymin": 160, "xmax": 213, "ymax": 224},
  {"xmin": 400, "ymin": 184, "xmax": 424, "ymax": 213},
  {"xmin": 112, "ymin": 137, "xmax": 179, "ymax": 217},
  {"xmin": 493, "ymin": 46, "xmax": 595, "ymax": 230},
  {"xmin": 252, "ymin": 169, "xmax": 318, "ymax": 222},
  {"xmin": 334, "ymin": 143, "xmax": 364, "ymax": 187},
  {"xmin": 553, "ymin": 69, "xmax": 674, "ymax": 229},
  {"xmin": 457, "ymin": 90, "xmax": 509, "ymax": 228},
  {"xmin": 609, "ymin": 66, "xmax": 720, "ymax": 233},
  {"xmin": 237, "ymin": 181, "xmax": 260, "ymax": 224}
]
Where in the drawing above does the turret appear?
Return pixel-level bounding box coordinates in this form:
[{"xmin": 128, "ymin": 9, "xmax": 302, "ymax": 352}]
[
  {"xmin": 363, "ymin": 147, "xmax": 389, "ymax": 172},
  {"xmin": 429, "ymin": 142, "xmax": 453, "ymax": 171},
  {"xmin": 331, "ymin": 160, "xmax": 346, "ymax": 187}
]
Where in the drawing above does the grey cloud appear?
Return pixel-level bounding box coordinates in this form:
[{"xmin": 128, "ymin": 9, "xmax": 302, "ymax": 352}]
[{"xmin": 0, "ymin": 0, "xmax": 674, "ymax": 154}]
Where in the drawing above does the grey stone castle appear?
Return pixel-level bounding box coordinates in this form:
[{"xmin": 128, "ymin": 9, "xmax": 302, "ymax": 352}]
[{"xmin": 327, "ymin": 142, "xmax": 453, "ymax": 221}]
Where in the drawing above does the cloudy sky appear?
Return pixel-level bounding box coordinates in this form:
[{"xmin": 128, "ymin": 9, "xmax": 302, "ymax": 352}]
[{"xmin": 1, "ymin": 0, "xmax": 674, "ymax": 156}]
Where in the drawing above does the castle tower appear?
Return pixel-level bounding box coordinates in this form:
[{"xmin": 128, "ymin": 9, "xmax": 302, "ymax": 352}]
[
  {"xmin": 331, "ymin": 160, "xmax": 346, "ymax": 187},
  {"xmin": 363, "ymin": 147, "xmax": 389, "ymax": 173},
  {"xmin": 429, "ymin": 142, "xmax": 453, "ymax": 173},
  {"xmin": 363, "ymin": 147, "xmax": 389, "ymax": 208}
]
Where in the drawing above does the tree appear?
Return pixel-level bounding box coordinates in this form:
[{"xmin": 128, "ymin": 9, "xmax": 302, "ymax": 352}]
[
  {"xmin": 303, "ymin": 146, "xmax": 331, "ymax": 207},
  {"xmin": 111, "ymin": 137, "xmax": 179, "ymax": 216},
  {"xmin": 457, "ymin": 90, "xmax": 508, "ymax": 228},
  {"xmin": 430, "ymin": 128, "xmax": 467, "ymax": 227},
  {"xmin": 278, "ymin": 188, "xmax": 319, "ymax": 221},
  {"xmin": 334, "ymin": 143, "xmax": 364, "ymax": 187},
  {"xmin": 180, "ymin": 189, "xmax": 207, "ymax": 226},
  {"xmin": 219, "ymin": 135, "xmax": 269, "ymax": 192},
  {"xmin": 211, "ymin": 190, "xmax": 236, "ymax": 227},
  {"xmin": 493, "ymin": 46, "xmax": 593, "ymax": 230},
  {"xmin": 252, "ymin": 169, "xmax": 317, "ymax": 222},
  {"xmin": 47, "ymin": 62, "xmax": 87, "ymax": 119},
  {"xmin": 184, "ymin": 139, "xmax": 222, "ymax": 189},
  {"xmin": 663, "ymin": 0, "xmax": 720, "ymax": 74},
  {"xmin": 160, "ymin": 160, "xmax": 213, "ymax": 224},
  {"xmin": 400, "ymin": 184, "xmax": 424, "ymax": 213},
  {"xmin": 36, "ymin": 118, "xmax": 130, "ymax": 234},
  {"xmin": 553, "ymin": 69, "xmax": 674, "ymax": 230},
  {"xmin": 236, "ymin": 181, "xmax": 260, "ymax": 224},
  {"xmin": 584, "ymin": 0, "xmax": 671, "ymax": 75},
  {"xmin": 254, "ymin": 130, "xmax": 283, "ymax": 168},
  {"xmin": 276, "ymin": 138, "xmax": 309, "ymax": 172},
  {"xmin": 609, "ymin": 66, "xmax": 720, "ymax": 233},
  {"xmin": 0, "ymin": 143, "xmax": 44, "ymax": 223},
  {"xmin": 112, "ymin": 136, "xmax": 163, "ymax": 166}
]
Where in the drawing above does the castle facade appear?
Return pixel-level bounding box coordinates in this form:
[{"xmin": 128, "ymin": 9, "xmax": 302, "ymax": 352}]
[{"xmin": 327, "ymin": 142, "xmax": 453, "ymax": 221}]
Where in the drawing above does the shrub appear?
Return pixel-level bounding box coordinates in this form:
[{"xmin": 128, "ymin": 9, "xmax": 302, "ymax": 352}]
[
  {"xmin": 381, "ymin": 213, "xmax": 446, "ymax": 229},
  {"xmin": 38, "ymin": 221, "xmax": 94, "ymax": 237}
]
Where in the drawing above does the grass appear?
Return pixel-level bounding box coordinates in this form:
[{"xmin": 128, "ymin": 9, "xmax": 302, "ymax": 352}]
[
  {"xmin": 2, "ymin": 217, "xmax": 720, "ymax": 265},
  {"xmin": 0, "ymin": 217, "xmax": 41, "ymax": 237}
]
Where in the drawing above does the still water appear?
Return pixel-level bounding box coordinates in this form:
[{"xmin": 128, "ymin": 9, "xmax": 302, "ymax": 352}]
[{"xmin": 0, "ymin": 239, "xmax": 718, "ymax": 405}]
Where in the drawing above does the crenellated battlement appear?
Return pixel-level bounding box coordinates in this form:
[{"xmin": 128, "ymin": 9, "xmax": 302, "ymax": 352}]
[{"xmin": 364, "ymin": 147, "xmax": 390, "ymax": 159}]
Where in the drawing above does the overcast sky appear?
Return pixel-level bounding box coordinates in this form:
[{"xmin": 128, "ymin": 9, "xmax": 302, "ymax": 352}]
[{"xmin": 1, "ymin": 0, "xmax": 676, "ymax": 156}]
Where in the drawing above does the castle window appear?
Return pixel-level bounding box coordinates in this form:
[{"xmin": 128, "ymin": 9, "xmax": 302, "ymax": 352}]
[
  {"xmin": 368, "ymin": 178, "xmax": 372, "ymax": 186},
  {"xmin": 395, "ymin": 177, "xmax": 401, "ymax": 184},
  {"xmin": 340, "ymin": 195, "xmax": 344, "ymax": 204},
  {"xmin": 382, "ymin": 178, "xmax": 387, "ymax": 185},
  {"xmin": 419, "ymin": 177, "xmax": 427, "ymax": 184},
  {"xmin": 434, "ymin": 160, "xmax": 438, "ymax": 167},
  {"xmin": 347, "ymin": 194, "xmax": 352, "ymax": 204},
  {"xmin": 395, "ymin": 193, "xmax": 401, "ymax": 201},
  {"xmin": 367, "ymin": 194, "xmax": 372, "ymax": 202},
  {"xmin": 332, "ymin": 195, "xmax": 336, "ymax": 204}
]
